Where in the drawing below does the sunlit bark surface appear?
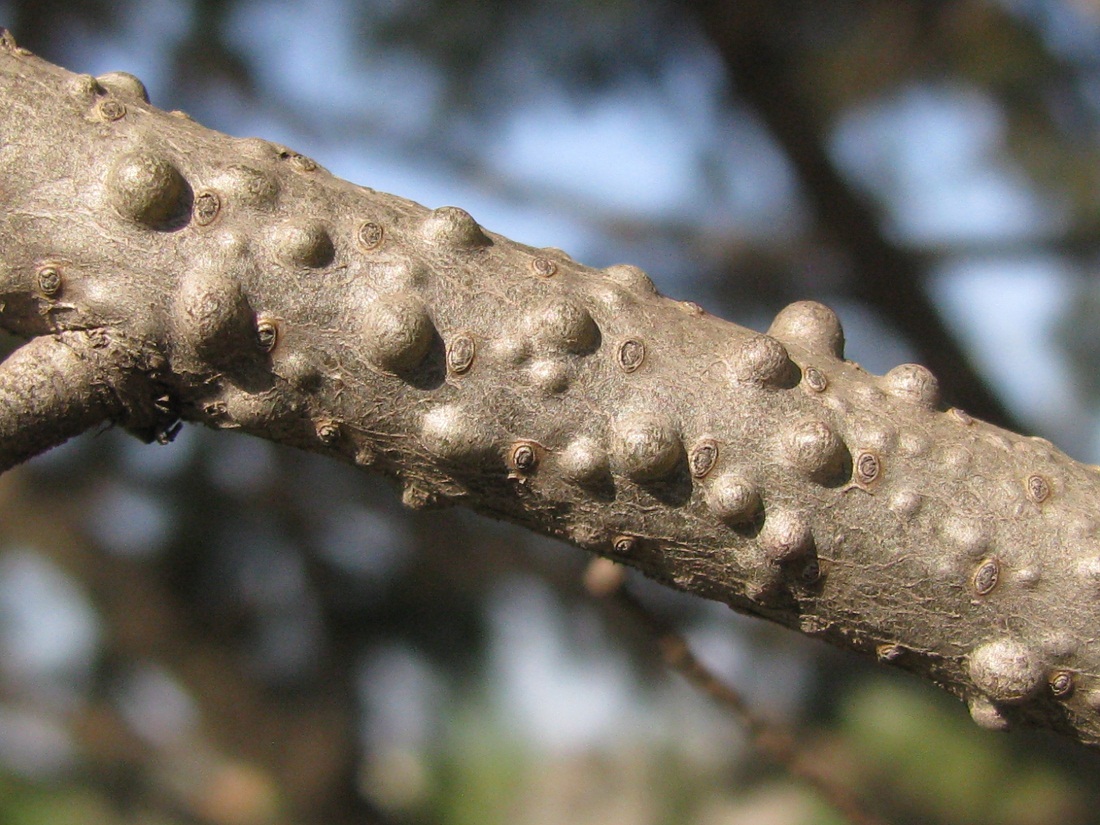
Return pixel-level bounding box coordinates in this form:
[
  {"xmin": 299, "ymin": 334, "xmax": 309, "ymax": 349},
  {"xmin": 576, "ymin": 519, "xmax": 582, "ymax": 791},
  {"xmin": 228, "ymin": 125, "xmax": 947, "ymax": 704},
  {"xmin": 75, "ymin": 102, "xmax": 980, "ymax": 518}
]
[{"xmin": 3, "ymin": 30, "xmax": 1100, "ymax": 746}]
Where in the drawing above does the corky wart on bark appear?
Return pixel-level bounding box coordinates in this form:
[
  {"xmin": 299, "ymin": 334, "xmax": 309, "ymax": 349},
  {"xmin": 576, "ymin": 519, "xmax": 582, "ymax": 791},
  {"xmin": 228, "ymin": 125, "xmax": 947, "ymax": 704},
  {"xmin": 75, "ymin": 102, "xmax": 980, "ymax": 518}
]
[{"xmin": 3, "ymin": 29, "xmax": 1100, "ymax": 745}]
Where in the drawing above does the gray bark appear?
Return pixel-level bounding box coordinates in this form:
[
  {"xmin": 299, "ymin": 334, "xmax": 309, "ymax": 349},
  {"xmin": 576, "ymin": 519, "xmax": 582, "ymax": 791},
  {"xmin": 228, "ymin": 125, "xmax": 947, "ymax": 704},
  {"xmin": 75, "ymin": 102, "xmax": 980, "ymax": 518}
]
[{"xmin": 2, "ymin": 30, "xmax": 1099, "ymax": 747}]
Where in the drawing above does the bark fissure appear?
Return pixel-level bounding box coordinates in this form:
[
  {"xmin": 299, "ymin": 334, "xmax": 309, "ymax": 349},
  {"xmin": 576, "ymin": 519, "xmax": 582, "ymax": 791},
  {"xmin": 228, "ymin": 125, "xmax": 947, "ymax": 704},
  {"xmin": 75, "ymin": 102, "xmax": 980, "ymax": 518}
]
[{"xmin": 3, "ymin": 33, "xmax": 1100, "ymax": 746}]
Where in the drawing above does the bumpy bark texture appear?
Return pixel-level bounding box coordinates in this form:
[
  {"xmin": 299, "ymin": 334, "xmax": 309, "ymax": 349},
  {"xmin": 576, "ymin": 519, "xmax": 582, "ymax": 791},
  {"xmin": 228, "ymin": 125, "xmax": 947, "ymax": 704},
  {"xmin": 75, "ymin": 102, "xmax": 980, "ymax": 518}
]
[{"xmin": 3, "ymin": 32, "xmax": 1100, "ymax": 746}]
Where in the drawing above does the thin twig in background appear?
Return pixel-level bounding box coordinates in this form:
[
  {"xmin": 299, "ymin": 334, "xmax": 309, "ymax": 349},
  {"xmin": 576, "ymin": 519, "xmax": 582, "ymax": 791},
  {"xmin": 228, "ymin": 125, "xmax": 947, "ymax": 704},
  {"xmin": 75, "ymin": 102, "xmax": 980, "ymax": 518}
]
[{"xmin": 584, "ymin": 558, "xmax": 889, "ymax": 825}]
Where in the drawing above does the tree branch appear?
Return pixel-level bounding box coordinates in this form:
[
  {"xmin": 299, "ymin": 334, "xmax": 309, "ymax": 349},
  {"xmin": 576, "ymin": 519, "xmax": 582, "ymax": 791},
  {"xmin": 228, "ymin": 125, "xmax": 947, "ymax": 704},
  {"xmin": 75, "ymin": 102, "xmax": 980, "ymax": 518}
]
[
  {"xmin": 0, "ymin": 332, "xmax": 129, "ymax": 471},
  {"xmin": 584, "ymin": 558, "xmax": 887, "ymax": 825},
  {"xmin": 3, "ymin": 31, "xmax": 1100, "ymax": 747},
  {"xmin": 689, "ymin": 0, "xmax": 1019, "ymax": 432},
  {"xmin": 0, "ymin": 471, "xmax": 391, "ymax": 825}
]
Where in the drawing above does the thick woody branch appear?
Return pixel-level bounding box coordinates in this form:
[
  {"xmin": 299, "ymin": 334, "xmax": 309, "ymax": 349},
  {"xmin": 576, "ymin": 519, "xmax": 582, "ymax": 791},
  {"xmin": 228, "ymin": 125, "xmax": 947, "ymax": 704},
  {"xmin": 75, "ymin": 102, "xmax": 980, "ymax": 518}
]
[{"xmin": 2, "ymin": 32, "xmax": 1100, "ymax": 747}]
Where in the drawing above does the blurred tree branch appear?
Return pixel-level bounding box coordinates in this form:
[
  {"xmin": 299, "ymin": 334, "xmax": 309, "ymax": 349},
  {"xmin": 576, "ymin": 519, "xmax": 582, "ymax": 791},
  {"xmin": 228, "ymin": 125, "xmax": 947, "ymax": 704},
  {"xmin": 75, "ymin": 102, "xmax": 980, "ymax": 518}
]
[
  {"xmin": 691, "ymin": 0, "xmax": 1019, "ymax": 430},
  {"xmin": 0, "ymin": 473, "xmax": 391, "ymax": 825},
  {"xmin": 584, "ymin": 557, "xmax": 887, "ymax": 825}
]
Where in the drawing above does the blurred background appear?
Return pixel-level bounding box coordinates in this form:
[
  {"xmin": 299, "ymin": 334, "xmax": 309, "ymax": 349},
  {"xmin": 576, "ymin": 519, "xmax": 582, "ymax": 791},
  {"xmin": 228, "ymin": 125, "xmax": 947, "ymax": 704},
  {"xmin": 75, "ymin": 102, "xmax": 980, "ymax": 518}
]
[{"xmin": 2, "ymin": 0, "xmax": 1100, "ymax": 822}]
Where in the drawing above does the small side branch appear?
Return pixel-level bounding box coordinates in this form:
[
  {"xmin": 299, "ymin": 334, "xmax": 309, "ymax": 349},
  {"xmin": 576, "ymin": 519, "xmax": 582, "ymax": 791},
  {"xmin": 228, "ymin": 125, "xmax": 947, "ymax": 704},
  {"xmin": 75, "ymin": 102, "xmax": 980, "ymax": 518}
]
[{"xmin": 0, "ymin": 333, "xmax": 127, "ymax": 471}]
